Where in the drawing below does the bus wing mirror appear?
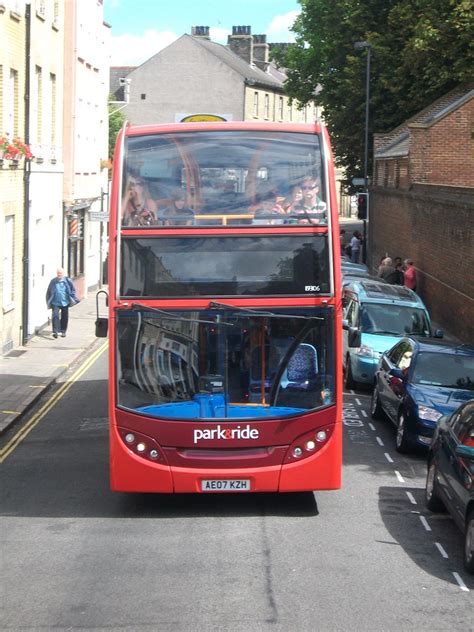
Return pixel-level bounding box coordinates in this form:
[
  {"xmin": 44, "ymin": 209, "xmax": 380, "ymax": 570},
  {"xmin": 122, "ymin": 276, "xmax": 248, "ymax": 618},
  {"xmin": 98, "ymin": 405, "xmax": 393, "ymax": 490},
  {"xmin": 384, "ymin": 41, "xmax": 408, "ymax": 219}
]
[
  {"xmin": 95, "ymin": 317, "xmax": 108, "ymax": 338},
  {"xmin": 95, "ymin": 290, "xmax": 109, "ymax": 338},
  {"xmin": 342, "ymin": 319, "xmax": 349, "ymax": 330}
]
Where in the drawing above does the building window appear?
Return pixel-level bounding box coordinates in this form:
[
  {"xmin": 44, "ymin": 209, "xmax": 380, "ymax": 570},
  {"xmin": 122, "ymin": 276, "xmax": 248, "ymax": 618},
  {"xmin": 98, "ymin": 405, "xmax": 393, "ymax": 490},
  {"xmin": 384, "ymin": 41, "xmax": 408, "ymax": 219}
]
[
  {"xmin": 68, "ymin": 214, "xmax": 85, "ymax": 278},
  {"xmin": 289, "ymin": 101, "xmax": 293, "ymax": 122},
  {"xmin": 50, "ymin": 73, "xmax": 56, "ymax": 147},
  {"xmin": 140, "ymin": 93, "xmax": 146, "ymax": 100},
  {"xmin": 253, "ymin": 91, "xmax": 259, "ymax": 117},
  {"xmin": 3, "ymin": 215, "xmax": 14, "ymax": 309},
  {"xmin": 278, "ymin": 96, "xmax": 284, "ymax": 120},
  {"xmin": 7, "ymin": 69, "xmax": 18, "ymax": 136},
  {"xmin": 32, "ymin": 65, "xmax": 43, "ymax": 145},
  {"xmin": 264, "ymin": 93, "xmax": 270, "ymax": 119}
]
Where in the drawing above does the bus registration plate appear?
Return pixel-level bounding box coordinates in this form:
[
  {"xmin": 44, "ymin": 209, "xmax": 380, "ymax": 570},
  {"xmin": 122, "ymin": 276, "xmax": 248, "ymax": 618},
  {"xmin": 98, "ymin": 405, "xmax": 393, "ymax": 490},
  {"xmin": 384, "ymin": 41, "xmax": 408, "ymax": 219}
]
[{"xmin": 201, "ymin": 479, "xmax": 251, "ymax": 492}]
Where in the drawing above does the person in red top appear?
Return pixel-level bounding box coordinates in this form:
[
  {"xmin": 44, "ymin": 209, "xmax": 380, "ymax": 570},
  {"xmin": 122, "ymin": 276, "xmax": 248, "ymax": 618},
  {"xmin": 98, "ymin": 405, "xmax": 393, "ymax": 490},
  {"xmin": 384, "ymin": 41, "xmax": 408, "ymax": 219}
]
[{"xmin": 403, "ymin": 258, "xmax": 417, "ymax": 291}]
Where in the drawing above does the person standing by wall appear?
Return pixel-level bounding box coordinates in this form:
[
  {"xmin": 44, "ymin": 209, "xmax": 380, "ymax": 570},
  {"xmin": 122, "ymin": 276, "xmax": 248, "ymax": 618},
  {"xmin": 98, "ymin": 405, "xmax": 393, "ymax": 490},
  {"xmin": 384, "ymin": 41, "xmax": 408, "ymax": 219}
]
[
  {"xmin": 350, "ymin": 231, "xmax": 362, "ymax": 263},
  {"xmin": 403, "ymin": 258, "xmax": 417, "ymax": 291},
  {"xmin": 46, "ymin": 268, "xmax": 80, "ymax": 338}
]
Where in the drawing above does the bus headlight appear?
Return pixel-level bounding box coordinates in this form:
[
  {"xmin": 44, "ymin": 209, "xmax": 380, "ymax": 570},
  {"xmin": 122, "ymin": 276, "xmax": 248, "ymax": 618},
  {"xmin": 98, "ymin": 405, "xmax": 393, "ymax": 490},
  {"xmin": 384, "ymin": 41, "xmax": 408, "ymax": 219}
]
[
  {"xmin": 285, "ymin": 425, "xmax": 335, "ymax": 463},
  {"xmin": 118, "ymin": 428, "xmax": 165, "ymax": 463}
]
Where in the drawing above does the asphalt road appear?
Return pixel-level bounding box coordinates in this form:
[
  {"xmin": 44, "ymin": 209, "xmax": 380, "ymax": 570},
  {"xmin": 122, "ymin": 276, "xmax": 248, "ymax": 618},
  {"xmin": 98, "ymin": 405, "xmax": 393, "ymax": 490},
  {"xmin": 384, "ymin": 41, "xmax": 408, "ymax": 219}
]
[{"xmin": 1, "ymin": 349, "xmax": 472, "ymax": 631}]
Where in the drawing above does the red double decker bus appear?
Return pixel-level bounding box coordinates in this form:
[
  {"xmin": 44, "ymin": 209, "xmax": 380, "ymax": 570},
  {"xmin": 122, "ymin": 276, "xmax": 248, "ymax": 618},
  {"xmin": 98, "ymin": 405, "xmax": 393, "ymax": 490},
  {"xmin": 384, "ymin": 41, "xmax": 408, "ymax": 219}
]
[{"xmin": 98, "ymin": 121, "xmax": 342, "ymax": 493}]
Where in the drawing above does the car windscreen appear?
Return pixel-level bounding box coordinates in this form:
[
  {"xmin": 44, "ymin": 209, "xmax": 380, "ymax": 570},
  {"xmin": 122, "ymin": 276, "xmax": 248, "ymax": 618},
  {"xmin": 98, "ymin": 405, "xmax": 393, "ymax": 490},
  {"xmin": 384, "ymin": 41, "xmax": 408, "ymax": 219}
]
[
  {"xmin": 412, "ymin": 352, "xmax": 474, "ymax": 389},
  {"xmin": 120, "ymin": 234, "xmax": 330, "ymax": 297},
  {"xmin": 360, "ymin": 304, "xmax": 431, "ymax": 336}
]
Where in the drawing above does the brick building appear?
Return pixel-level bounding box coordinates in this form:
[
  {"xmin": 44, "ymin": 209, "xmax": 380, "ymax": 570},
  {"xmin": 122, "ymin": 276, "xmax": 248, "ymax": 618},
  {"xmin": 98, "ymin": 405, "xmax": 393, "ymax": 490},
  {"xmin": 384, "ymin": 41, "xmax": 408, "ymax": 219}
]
[{"xmin": 370, "ymin": 84, "xmax": 474, "ymax": 343}]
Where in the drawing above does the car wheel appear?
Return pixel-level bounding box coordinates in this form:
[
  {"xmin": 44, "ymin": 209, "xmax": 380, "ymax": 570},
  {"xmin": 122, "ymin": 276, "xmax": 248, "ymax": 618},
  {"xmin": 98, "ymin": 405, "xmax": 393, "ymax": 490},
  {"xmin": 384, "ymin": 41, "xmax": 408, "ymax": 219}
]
[
  {"xmin": 464, "ymin": 509, "xmax": 474, "ymax": 574},
  {"xmin": 425, "ymin": 461, "xmax": 445, "ymax": 512},
  {"xmin": 344, "ymin": 356, "xmax": 355, "ymax": 389},
  {"xmin": 395, "ymin": 411, "xmax": 411, "ymax": 453},
  {"xmin": 371, "ymin": 386, "xmax": 384, "ymax": 420}
]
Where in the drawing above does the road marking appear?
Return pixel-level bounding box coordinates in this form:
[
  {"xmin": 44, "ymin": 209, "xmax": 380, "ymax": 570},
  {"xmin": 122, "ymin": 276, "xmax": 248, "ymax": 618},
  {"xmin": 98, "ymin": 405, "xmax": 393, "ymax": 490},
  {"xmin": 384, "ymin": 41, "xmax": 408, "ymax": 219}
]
[
  {"xmin": 1, "ymin": 410, "xmax": 20, "ymax": 415},
  {"xmin": 452, "ymin": 572, "xmax": 469, "ymax": 591},
  {"xmin": 368, "ymin": 422, "xmax": 375, "ymax": 431},
  {"xmin": 406, "ymin": 491, "xmax": 417, "ymax": 504},
  {"xmin": 376, "ymin": 436, "xmax": 384, "ymax": 446},
  {"xmin": 435, "ymin": 542, "xmax": 448, "ymax": 558},
  {"xmin": 0, "ymin": 342, "xmax": 108, "ymax": 463},
  {"xmin": 395, "ymin": 470, "xmax": 405, "ymax": 483},
  {"xmin": 419, "ymin": 516, "xmax": 431, "ymax": 531},
  {"xmin": 361, "ymin": 410, "xmax": 367, "ymax": 417},
  {"xmin": 29, "ymin": 385, "xmax": 45, "ymax": 388},
  {"xmin": 383, "ymin": 452, "xmax": 393, "ymax": 463},
  {"xmin": 355, "ymin": 398, "xmax": 361, "ymax": 405}
]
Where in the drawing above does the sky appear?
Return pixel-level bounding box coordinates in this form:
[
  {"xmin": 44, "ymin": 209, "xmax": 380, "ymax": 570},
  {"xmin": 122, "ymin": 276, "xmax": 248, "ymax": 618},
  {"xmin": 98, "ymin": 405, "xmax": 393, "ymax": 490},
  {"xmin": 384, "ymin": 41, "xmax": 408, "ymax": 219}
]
[{"xmin": 103, "ymin": 0, "xmax": 301, "ymax": 66}]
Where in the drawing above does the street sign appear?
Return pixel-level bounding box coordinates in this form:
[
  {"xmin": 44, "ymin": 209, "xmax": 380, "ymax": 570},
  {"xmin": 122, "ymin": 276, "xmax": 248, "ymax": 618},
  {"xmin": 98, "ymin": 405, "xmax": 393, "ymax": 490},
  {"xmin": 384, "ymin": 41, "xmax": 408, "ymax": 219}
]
[
  {"xmin": 89, "ymin": 212, "xmax": 109, "ymax": 222},
  {"xmin": 352, "ymin": 177, "xmax": 370, "ymax": 186}
]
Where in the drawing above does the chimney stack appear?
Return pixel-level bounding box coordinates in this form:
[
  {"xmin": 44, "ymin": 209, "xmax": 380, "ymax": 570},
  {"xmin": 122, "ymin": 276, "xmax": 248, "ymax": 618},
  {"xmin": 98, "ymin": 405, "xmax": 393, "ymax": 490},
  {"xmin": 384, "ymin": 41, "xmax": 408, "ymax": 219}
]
[
  {"xmin": 253, "ymin": 34, "xmax": 269, "ymax": 71},
  {"xmin": 227, "ymin": 25, "xmax": 253, "ymax": 65},
  {"xmin": 191, "ymin": 26, "xmax": 210, "ymax": 40}
]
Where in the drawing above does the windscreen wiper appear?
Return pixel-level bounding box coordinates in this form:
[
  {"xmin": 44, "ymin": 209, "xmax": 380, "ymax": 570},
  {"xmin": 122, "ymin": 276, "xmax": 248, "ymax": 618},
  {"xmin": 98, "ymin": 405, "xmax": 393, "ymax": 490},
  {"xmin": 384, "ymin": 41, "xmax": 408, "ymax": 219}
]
[
  {"xmin": 129, "ymin": 302, "xmax": 235, "ymax": 327},
  {"xmin": 209, "ymin": 301, "xmax": 323, "ymax": 321}
]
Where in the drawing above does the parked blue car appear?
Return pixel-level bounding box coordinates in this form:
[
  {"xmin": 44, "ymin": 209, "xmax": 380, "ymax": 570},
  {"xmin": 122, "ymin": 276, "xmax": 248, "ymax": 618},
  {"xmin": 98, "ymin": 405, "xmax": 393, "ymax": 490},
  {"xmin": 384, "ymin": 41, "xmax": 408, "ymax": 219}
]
[
  {"xmin": 425, "ymin": 399, "xmax": 474, "ymax": 574},
  {"xmin": 371, "ymin": 337, "xmax": 474, "ymax": 452},
  {"xmin": 342, "ymin": 279, "xmax": 442, "ymax": 388}
]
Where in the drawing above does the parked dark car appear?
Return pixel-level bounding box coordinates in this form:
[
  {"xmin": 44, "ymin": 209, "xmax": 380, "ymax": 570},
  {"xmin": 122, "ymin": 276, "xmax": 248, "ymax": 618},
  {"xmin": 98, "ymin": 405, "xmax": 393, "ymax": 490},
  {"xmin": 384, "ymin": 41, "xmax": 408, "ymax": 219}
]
[
  {"xmin": 371, "ymin": 338, "xmax": 474, "ymax": 452},
  {"xmin": 425, "ymin": 399, "xmax": 474, "ymax": 574}
]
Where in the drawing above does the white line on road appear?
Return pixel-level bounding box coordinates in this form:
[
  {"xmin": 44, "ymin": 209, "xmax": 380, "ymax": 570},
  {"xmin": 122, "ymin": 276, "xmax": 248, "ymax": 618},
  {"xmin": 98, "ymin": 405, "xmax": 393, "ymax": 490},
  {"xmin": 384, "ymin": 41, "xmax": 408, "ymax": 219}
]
[
  {"xmin": 368, "ymin": 422, "xmax": 375, "ymax": 431},
  {"xmin": 355, "ymin": 398, "xmax": 361, "ymax": 405},
  {"xmin": 406, "ymin": 491, "xmax": 417, "ymax": 504},
  {"xmin": 435, "ymin": 542, "xmax": 448, "ymax": 559},
  {"xmin": 361, "ymin": 410, "xmax": 367, "ymax": 417},
  {"xmin": 452, "ymin": 572, "xmax": 469, "ymax": 592},
  {"xmin": 419, "ymin": 516, "xmax": 432, "ymax": 531},
  {"xmin": 395, "ymin": 471, "xmax": 405, "ymax": 483},
  {"xmin": 376, "ymin": 436, "xmax": 384, "ymax": 446},
  {"xmin": 384, "ymin": 452, "xmax": 394, "ymax": 463}
]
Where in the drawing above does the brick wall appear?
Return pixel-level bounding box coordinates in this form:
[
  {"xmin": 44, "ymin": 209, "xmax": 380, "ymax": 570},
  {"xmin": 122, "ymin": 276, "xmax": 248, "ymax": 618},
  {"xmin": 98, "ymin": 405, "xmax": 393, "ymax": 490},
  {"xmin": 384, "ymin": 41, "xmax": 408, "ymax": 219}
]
[
  {"xmin": 369, "ymin": 185, "xmax": 474, "ymax": 343},
  {"xmin": 410, "ymin": 98, "xmax": 473, "ymax": 186}
]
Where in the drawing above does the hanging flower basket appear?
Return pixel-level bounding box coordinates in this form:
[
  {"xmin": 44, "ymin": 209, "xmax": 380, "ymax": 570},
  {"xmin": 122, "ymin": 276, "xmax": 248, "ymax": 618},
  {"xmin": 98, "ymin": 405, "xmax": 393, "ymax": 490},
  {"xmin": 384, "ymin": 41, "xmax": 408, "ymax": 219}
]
[{"xmin": 0, "ymin": 134, "xmax": 33, "ymax": 165}]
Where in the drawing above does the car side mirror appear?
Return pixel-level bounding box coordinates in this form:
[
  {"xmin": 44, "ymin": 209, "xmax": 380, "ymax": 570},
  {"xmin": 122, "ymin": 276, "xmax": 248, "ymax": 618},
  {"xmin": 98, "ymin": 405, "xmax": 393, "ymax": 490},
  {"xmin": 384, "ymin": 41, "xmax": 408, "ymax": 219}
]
[
  {"xmin": 388, "ymin": 367, "xmax": 405, "ymax": 385},
  {"xmin": 348, "ymin": 327, "xmax": 361, "ymax": 348},
  {"xmin": 433, "ymin": 328, "xmax": 444, "ymax": 338},
  {"xmin": 455, "ymin": 444, "xmax": 474, "ymax": 460}
]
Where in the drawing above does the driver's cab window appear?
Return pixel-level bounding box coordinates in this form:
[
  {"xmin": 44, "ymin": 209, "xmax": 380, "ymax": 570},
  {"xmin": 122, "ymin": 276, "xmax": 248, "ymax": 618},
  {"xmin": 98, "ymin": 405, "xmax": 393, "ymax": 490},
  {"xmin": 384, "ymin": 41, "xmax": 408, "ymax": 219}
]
[
  {"xmin": 345, "ymin": 300, "xmax": 359, "ymax": 328},
  {"xmin": 398, "ymin": 348, "xmax": 413, "ymax": 371},
  {"xmin": 387, "ymin": 342, "xmax": 405, "ymax": 366}
]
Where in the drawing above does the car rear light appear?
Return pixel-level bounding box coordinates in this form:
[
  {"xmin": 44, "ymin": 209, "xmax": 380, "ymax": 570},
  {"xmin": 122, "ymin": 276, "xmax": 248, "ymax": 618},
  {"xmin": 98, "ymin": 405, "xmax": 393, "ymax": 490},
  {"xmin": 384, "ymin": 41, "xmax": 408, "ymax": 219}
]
[
  {"xmin": 118, "ymin": 427, "xmax": 165, "ymax": 463},
  {"xmin": 285, "ymin": 425, "xmax": 334, "ymax": 463}
]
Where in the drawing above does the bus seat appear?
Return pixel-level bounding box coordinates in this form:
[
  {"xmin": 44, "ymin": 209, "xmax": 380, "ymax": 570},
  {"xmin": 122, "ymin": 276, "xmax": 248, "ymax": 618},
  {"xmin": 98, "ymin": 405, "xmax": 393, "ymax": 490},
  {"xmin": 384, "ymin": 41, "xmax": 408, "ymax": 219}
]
[{"xmin": 281, "ymin": 343, "xmax": 318, "ymax": 391}]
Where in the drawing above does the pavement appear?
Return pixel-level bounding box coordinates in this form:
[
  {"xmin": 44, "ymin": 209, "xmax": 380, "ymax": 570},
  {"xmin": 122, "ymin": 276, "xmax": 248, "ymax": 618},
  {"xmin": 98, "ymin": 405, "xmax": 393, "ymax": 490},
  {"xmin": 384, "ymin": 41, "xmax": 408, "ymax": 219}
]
[{"xmin": 0, "ymin": 290, "xmax": 105, "ymax": 436}]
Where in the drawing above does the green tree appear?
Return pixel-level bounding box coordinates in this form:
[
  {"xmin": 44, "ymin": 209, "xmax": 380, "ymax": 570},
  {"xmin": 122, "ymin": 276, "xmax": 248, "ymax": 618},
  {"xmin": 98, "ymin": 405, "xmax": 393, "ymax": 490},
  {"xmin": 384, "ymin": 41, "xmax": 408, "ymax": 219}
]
[
  {"xmin": 274, "ymin": 0, "xmax": 474, "ymax": 186},
  {"xmin": 108, "ymin": 99, "xmax": 126, "ymax": 162}
]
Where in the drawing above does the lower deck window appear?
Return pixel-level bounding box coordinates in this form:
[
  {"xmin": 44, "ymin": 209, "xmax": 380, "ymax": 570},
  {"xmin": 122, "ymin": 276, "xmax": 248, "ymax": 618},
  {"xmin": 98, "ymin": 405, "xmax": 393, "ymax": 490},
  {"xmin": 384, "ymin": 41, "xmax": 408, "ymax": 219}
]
[{"xmin": 116, "ymin": 306, "xmax": 335, "ymax": 420}]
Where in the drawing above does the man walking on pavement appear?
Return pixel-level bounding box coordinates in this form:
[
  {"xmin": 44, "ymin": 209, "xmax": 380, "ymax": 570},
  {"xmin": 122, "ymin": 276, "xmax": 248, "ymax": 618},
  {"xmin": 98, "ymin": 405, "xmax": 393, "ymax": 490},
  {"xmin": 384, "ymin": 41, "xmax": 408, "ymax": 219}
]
[{"xmin": 46, "ymin": 268, "xmax": 80, "ymax": 338}]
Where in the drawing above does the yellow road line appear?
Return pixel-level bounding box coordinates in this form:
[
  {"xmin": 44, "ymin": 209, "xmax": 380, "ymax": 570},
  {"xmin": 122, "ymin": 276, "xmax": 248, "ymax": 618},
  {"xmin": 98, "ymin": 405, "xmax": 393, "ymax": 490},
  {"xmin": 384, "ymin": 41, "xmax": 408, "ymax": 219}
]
[
  {"xmin": 0, "ymin": 341, "xmax": 108, "ymax": 463},
  {"xmin": 1, "ymin": 410, "xmax": 20, "ymax": 415}
]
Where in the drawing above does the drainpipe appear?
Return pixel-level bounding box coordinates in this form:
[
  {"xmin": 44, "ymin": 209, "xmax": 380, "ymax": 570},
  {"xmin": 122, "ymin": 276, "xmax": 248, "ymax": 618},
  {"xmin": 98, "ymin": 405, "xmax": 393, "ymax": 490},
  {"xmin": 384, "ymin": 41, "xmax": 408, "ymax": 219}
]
[{"xmin": 22, "ymin": 1, "xmax": 32, "ymax": 345}]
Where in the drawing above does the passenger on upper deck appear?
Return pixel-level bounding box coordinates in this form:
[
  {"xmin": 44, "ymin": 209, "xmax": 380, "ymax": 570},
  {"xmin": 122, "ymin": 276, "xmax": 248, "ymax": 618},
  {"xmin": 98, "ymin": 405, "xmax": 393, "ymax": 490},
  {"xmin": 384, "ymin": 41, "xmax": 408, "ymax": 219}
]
[
  {"xmin": 122, "ymin": 175, "xmax": 158, "ymax": 227},
  {"xmin": 251, "ymin": 182, "xmax": 286, "ymax": 225},
  {"xmin": 161, "ymin": 188, "xmax": 195, "ymax": 226},
  {"xmin": 298, "ymin": 176, "xmax": 327, "ymax": 225}
]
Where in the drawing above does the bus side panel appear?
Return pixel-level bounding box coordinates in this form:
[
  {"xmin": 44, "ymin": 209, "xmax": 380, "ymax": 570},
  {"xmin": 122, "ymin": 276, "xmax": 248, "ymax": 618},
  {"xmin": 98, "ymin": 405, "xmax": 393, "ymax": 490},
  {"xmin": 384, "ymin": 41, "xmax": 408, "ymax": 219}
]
[
  {"xmin": 109, "ymin": 425, "xmax": 174, "ymax": 493},
  {"xmin": 279, "ymin": 420, "xmax": 342, "ymax": 491}
]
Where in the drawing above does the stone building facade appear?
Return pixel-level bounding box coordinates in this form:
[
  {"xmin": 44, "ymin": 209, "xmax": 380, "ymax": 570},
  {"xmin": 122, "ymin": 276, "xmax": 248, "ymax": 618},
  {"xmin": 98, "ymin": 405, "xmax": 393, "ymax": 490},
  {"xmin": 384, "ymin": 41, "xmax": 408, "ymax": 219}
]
[
  {"xmin": 370, "ymin": 84, "xmax": 474, "ymax": 343},
  {"xmin": 110, "ymin": 25, "xmax": 320, "ymax": 126}
]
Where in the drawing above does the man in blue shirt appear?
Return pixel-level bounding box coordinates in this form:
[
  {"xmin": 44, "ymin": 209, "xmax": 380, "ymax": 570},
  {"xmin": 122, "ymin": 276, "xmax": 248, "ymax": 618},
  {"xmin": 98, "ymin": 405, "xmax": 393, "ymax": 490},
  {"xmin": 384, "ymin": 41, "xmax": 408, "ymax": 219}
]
[{"xmin": 45, "ymin": 268, "xmax": 79, "ymax": 338}]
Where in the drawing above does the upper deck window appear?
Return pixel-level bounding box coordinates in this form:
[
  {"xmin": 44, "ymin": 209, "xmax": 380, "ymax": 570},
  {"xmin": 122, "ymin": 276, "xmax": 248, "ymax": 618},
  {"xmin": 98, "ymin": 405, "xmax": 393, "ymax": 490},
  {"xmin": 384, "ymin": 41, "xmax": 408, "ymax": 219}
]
[{"xmin": 121, "ymin": 130, "xmax": 326, "ymax": 228}]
